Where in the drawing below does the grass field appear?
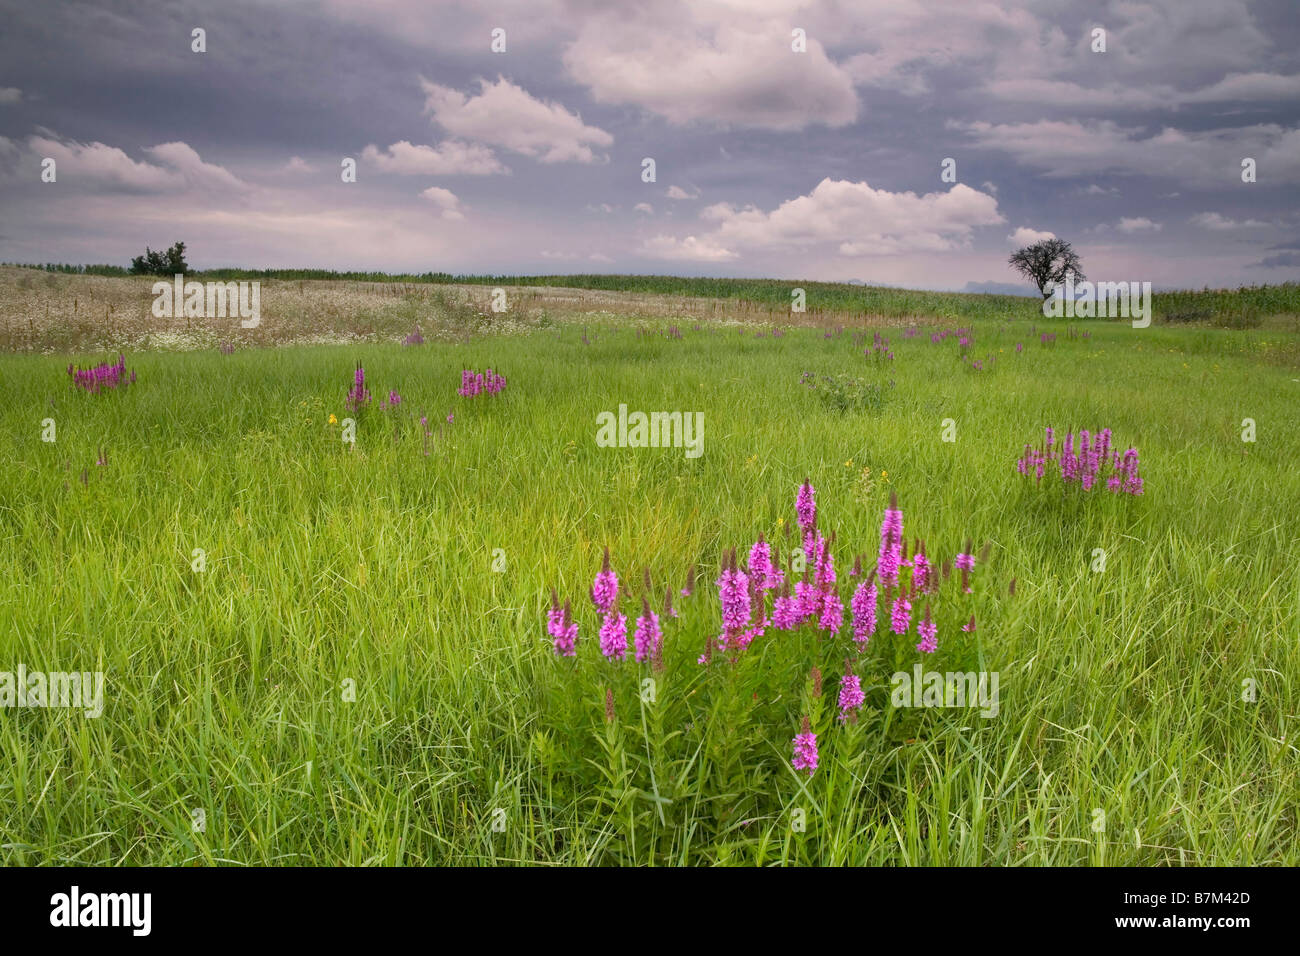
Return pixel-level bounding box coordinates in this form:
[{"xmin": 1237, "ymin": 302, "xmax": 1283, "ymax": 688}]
[{"xmin": 1, "ymin": 286, "xmax": 1298, "ymax": 865}]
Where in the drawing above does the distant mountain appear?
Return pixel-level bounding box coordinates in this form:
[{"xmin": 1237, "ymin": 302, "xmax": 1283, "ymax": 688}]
[{"xmin": 961, "ymin": 281, "xmax": 1038, "ymax": 297}]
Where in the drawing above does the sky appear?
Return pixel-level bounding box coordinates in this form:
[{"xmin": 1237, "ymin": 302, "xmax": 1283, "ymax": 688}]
[{"xmin": 1, "ymin": 0, "xmax": 1298, "ymax": 292}]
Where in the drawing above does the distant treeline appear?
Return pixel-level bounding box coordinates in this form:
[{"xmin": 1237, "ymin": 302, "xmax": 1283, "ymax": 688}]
[
  {"xmin": 5, "ymin": 261, "xmax": 1296, "ymax": 323},
  {"xmin": 9, "ymin": 262, "xmax": 131, "ymax": 276}
]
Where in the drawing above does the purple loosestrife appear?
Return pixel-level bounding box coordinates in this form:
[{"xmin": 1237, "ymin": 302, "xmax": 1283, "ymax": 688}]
[
  {"xmin": 796, "ymin": 480, "xmax": 816, "ymax": 533},
  {"xmin": 878, "ymin": 493, "xmax": 904, "ymax": 587},
  {"xmin": 794, "ymin": 579, "xmax": 820, "ymax": 624},
  {"xmin": 547, "ymin": 588, "xmax": 563, "ymax": 636},
  {"xmin": 716, "ymin": 549, "xmax": 752, "ymax": 652},
  {"xmin": 792, "ymin": 717, "xmax": 818, "ymax": 776},
  {"xmin": 916, "ymin": 604, "xmax": 938, "ymax": 653},
  {"xmin": 599, "ymin": 611, "xmax": 628, "ymax": 660},
  {"xmin": 813, "ymin": 535, "xmax": 836, "ymax": 589},
  {"xmin": 772, "ymin": 581, "xmax": 800, "ymax": 630},
  {"xmin": 818, "ymin": 586, "xmax": 844, "ymax": 634},
  {"xmin": 955, "ymin": 541, "xmax": 975, "ymax": 593},
  {"xmin": 850, "ymin": 573, "xmax": 878, "ymax": 645},
  {"xmin": 838, "ymin": 669, "xmax": 865, "ymax": 723},
  {"xmin": 69, "ymin": 354, "xmax": 133, "ymax": 393},
  {"xmin": 634, "ymin": 598, "xmax": 662, "ymax": 664},
  {"xmin": 346, "ymin": 364, "xmax": 371, "ymax": 411},
  {"xmin": 548, "ymin": 594, "xmax": 578, "ymax": 657},
  {"xmin": 890, "ymin": 592, "xmax": 912, "ymax": 635},
  {"xmin": 681, "ymin": 563, "xmax": 696, "ymax": 598},
  {"xmin": 458, "ymin": 368, "xmax": 507, "ymax": 398},
  {"xmin": 748, "ymin": 534, "xmax": 783, "ymax": 590},
  {"xmin": 591, "ymin": 547, "xmax": 619, "ymax": 613},
  {"xmin": 1122, "ymin": 448, "xmax": 1144, "ymax": 495},
  {"xmin": 912, "ymin": 544, "xmax": 934, "ymax": 593}
]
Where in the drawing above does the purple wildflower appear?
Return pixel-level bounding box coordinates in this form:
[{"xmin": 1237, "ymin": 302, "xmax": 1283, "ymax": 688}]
[
  {"xmin": 772, "ymin": 582, "xmax": 800, "ymax": 630},
  {"xmin": 916, "ymin": 604, "xmax": 938, "ymax": 653},
  {"xmin": 890, "ymin": 593, "xmax": 912, "ymax": 635},
  {"xmin": 591, "ymin": 547, "xmax": 619, "ymax": 613},
  {"xmin": 633, "ymin": 598, "xmax": 662, "ymax": 663},
  {"xmin": 792, "ymin": 717, "xmax": 818, "ymax": 776},
  {"xmin": 599, "ymin": 611, "xmax": 628, "ymax": 660},
  {"xmin": 838, "ymin": 670, "xmax": 865, "ymax": 723},
  {"xmin": 716, "ymin": 549, "xmax": 752, "ymax": 652},
  {"xmin": 547, "ymin": 593, "xmax": 578, "ymax": 657},
  {"xmin": 796, "ymin": 480, "xmax": 816, "ymax": 532},
  {"xmin": 850, "ymin": 574, "xmax": 878, "ymax": 645}
]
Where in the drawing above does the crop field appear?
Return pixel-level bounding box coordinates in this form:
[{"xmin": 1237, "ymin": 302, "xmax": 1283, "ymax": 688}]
[{"xmin": 2, "ymin": 274, "xmax": 1297, "ymax": 865}]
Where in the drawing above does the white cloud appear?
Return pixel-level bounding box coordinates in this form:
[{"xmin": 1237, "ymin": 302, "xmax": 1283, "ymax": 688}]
[
  {"xmin": 361, "ymin": 139, "xmax": 506, "ymax": 175},
  {"xmin": 419, "ymin": 75, "xmax": 612, "ymax": 163},
  {"xmin": 691, "ymin": 179, "xmax": 1004, "ymax": 257},
  {"xmin": 633, "ymin": 202, "xmax": 654, "ymax": 214},
  {"xmin": 1189, "ymin": 212, "xmax": 1269, "ymax": 230},
  {"xmin": 419, "ymin": 185, "xmax": 464, "ymax": 220},
  {"xmin": 0, "ymin": 87, "xmax": 21, "ymax": 105},
  {"xmin": 284, "ymin": 156, "xmax": 316, "ymax": 173},
  {"xmin": 665, "ymin": 185, "xmax": 698, "ymax": 200},
  {"xmin": 23, "ymin": 133, "xmax": 246, "ymax": 193},
  {"xmin": 1117, "ymin": 217, "xmax": 1161, "ymax": 234},
  {"xmin": 1007, "ymin": 227, "xmax": 1055, "ymax": 246},
  {"xmin": 144, "ymin": 142, "xmax": 248, "ymax": 191},
  {"xmin": 641, "ymin": 234, "xmax": 738, "ymax": 262},
  {"xmin": 589, "ymin": 252, "xmax": 613, "ymax": 263},
  {"xmin": 1180, "ymin": 72, "xmax": 1300, "ymax": 103},
  {"xmin": 563, "ymin": 4, "xmax": 857, "ymax": 130}
]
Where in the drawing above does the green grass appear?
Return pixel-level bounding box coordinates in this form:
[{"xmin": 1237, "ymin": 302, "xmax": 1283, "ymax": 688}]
[{"xmin": 1, "ymin": 315, "xmax": 1297, "ymax": 865}]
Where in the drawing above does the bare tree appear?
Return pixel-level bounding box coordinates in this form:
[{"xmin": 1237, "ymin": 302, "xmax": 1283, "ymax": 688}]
[{"xmin": 1008, "ymin": 238, "xmax": 1085, "ymax": 299}]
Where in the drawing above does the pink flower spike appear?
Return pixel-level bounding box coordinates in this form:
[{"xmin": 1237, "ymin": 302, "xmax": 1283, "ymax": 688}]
[{"xmin": 792, "ymin": 716, "xmax": 818, "ymax": 776}]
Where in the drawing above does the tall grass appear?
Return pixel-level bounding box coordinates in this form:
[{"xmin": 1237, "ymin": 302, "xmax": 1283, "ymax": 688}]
[{"xmin": 0, "ymin": 317, "xmax": 1296, "ymax": 864}]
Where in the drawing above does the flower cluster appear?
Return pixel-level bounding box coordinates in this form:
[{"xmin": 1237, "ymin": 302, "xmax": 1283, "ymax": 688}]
[
  {"xmin": 864, "ymin": 331, "xmax": 893, "ymax": 362},
  {"xmin": 792, "ymin": 717, "xmax": 818, "ymax": 775},
  {"xmin": 1017, "ymin": 426, "xmax": 1144, "ymax": 495},
  {"xmin": 345, "ymin": 363, "xmax": 371, "ymax": 411},
  {"xmin": 68, "ymin": 355, "xmax": 134, "ymax": 393},
  {"xmin": 547, "ymin": 591, "xmax": 578, "ymax": 657},
  {"xmin": 544, "ymin": 481, "xmax": 990, "ymax": 780},
  {"xmin": 458, "ymin": 368, "xmax": 507, "ymax": 397}
]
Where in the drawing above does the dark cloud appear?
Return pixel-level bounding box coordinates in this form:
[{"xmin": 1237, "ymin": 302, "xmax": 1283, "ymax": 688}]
[{"xmin": 0, "ymin": 0, "xmax": 1297, "ymax": 288}]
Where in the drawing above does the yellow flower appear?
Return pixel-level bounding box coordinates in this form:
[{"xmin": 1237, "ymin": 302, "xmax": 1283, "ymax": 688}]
[
  {"xmin": 844, "ymin": 459, "xmax": 853, "ymax": 468},
  {"xmin": 776, "ymin": 516, "xmax": 785, "ymax": 527},
  {"xmin": 329, "ymin": 414, "xmax": 338, "ymax": 424}
]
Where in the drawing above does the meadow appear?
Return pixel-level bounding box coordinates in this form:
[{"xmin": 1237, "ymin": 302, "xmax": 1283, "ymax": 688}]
[{"xmin": 1, "ymin": 278, "xmax": 1298, "ymax": 865}]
